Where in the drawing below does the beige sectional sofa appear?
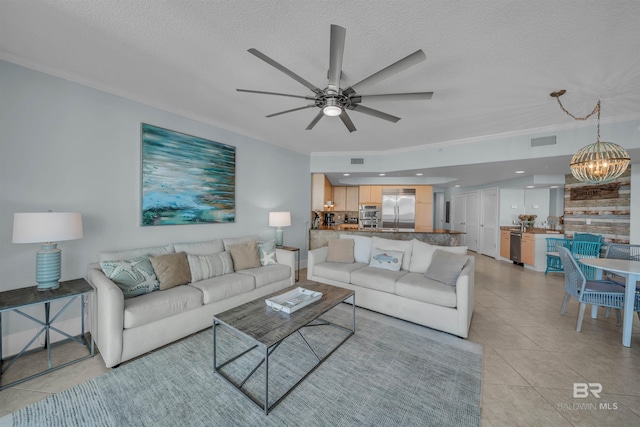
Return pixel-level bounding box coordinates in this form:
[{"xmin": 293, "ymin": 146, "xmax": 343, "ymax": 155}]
[
  {"xmin": 88, "ymin": 236, "xmax": 294, "ymax": 368},
  {"xmin": 307, "ymin": 235, "xmax": 474, "ymax": 338}
]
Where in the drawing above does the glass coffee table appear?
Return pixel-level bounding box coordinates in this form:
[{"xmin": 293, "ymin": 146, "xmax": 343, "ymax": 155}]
[{"xmin": 213, "ymin": 282, "xmax": 355, "ymax": 414}]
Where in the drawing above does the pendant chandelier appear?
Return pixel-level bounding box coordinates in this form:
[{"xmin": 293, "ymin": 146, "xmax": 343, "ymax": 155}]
[{"xmin": 550, "ymin": 90, "xmax": 630, "ymax": 184}]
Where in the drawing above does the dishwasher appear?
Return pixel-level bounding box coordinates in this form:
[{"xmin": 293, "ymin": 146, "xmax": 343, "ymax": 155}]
[{"xmin": 510, "ymin": 232, "xmax": 523, "ymax": 265}]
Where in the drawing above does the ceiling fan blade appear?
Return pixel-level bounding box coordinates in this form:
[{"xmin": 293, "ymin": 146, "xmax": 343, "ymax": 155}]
[
  {"xmin": 356, "ymin": 92, "xmax": 434, "ymax": 102},
  {"xmin": 306, "ymin": 111, "xmax": 325, "ymax": 130},
  {"xmin": 328, "ymin": 25, "xmax": 346, "ymax": 90},
  {"xmin": 266, "ymin": 104, "xmax": 317, "ymax": 118},
  {"xmin": 339, "ymin": 110, "xmax": 357, "ymax": 133},
  {"xmin": 349, "ymin": 104, "xmax": 401, "ymax": 123},
  {"xmin": 344, "ymin": 50, "xmax": 426, "ymax": 96},
  {"xmin": 236, "ymin": 89, "xmax": 315, "ymax": 100},
  {"xmin": 248, "ymin": 48, "xmax": 321, "ymax": 94}
]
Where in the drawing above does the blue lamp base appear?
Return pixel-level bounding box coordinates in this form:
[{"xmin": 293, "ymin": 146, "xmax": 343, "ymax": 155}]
[
  {"xmin": 36, "ymin": 243, "xmax": 61, "ymax": 291},
  {"xmin": 275, "ymin": 228, "xmax": 284, "ymax": 247}
]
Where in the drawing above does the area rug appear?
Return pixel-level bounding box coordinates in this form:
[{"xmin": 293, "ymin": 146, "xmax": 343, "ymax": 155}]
[{"xmin": 5, "ymin": 306, "xmax": 482, "ymax": 426}]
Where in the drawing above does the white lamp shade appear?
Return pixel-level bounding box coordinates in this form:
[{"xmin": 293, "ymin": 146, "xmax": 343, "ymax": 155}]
[
  {"xmin": 268, "ymin": 211, "xmax": 291, "ymax": 227},
  {"xmin": 13, "ymin": 212, "xmax": 83, "ymax": 243}
]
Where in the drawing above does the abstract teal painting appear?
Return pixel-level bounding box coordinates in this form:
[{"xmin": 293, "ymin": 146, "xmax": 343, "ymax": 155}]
[{"xmin": 141, "ymin": 124, "xmax": 235, "ymax": 226}]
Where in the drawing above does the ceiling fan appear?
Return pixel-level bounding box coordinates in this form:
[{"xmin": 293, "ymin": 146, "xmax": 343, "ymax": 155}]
[{"xmin": 236, "ymin": 24, "xmax": 433, "ymax": 132}]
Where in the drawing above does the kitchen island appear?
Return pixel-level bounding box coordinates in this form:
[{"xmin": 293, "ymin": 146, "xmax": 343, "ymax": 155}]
[{"xmin": 309, "ymin": 227, "xmax": 464, "ymax": 249}]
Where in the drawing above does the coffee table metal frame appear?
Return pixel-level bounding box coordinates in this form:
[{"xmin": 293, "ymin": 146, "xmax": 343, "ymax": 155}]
[{"xmin": 213, "ymin": 284, "xmax": 355, "ymax": 415}]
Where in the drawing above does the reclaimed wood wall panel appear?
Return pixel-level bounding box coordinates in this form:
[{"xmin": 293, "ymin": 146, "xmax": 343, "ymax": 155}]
[{"xmin": 563, "ymin": 168, "xmax": 631, "ymax": 245}]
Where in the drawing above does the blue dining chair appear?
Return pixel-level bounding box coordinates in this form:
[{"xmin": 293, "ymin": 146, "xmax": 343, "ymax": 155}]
[
  {"xmin": 558, "ymin": 247, "xmax": 625, "ymax": 331},
  {"xmin": 545, "ymin": 238, "xmax": 571, "ymax": 274},
  {"xmin": 573, "ymin": 233, "xmax": 603, "ymax": 244},
  {"xmin": 571, "ymin": 240, "xmax": 602, "ymax": 280}
]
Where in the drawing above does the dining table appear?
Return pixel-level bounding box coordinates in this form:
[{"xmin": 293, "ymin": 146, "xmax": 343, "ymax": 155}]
[{"xmin": 581, "ymin": 258, "xmax": 640, "ymax": 347}]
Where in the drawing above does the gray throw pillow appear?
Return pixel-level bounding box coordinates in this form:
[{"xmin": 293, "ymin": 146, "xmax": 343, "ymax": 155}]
[
  {"xmin": 100, "ymin": 256, "xmax": 160, "ymax": 299},
  {"xmin": 188, "ymin": 251, "xmax": 234, "ymax": 281},
  {"xmin": 424, "ymin": 249, "xmax": 469, "ymax": 286}
]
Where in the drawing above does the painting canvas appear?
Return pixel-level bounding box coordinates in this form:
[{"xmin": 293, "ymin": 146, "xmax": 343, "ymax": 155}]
[{"xmin": 141, "ymin": 124, "xmax": 235, "ymax": 226}]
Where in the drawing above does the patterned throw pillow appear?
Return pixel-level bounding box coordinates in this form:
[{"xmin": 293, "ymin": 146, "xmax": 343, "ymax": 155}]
[
  {"xmin": 187, "ymin": 252, "xmax": 235, "ymax": 282},
  {"xmin": 368, "ymin": 247, "xmax": 404, "ymax": 272},
  {"xmin": 257, "ymin": 240, "xmax": 278, "ymax": 265},
  {"xmin": 100, "ymin": 256, "xmax": 160, "ymax": 299}
]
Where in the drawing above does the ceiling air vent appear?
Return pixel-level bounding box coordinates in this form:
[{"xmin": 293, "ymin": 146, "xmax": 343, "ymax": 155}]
[
  {"xmin": 531, "ymin": 136, "xmax": 557, "ymax": 147},
  {"xmin": 351, "ymin": 158, "xmax": 365, "ymax": 165}
]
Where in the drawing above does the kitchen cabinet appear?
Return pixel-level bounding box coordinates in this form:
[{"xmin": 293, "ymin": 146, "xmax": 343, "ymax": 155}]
[
  {"xmin": 333, "ymin": 186, "xmax": 347, "ymax": 211},
  {"xmin": 415, "ymin": 203, "xmax": 433, "ymax": 229},
  {"xmin": 522, "ymin": 233, "xmax": 535, "ymax": 266},
  {"xmin": 500, "ymin": 230, "xmax": 511, "ymax": 259},
  {"xmin": 346, "ymin": 187, "xmax": 359, "ymax": 211},
  {"xmin": 358, "ymin": 185, "xmax": 382, "ymax": 205},
  {"xmin": 415, "ymin": 186, "xmax": 433, "ymax": 204},
  {"xmin": 312, "ymin": 174, "xmax": 333, "ymax": 211}
]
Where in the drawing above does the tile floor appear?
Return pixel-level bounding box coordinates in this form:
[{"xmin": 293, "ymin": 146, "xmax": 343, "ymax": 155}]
[{"xmin": 1, "ymin": 252, "xmax": 639, "ymax": 426}]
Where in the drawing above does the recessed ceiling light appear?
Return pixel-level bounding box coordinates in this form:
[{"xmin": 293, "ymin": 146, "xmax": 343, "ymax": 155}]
[
  {"xmin": 454, "ymin": 184, "xmax": 460, "ymax": 188},
  {"xmin": 515, "ymin": 170, "xmax": 525, "ymax": 174},
  {"xmin": 343, "ymin": 173, "xmax": 350, "ymax": 176},
  {"xmin": 550, "ymin": 185, "xmax": 558, "ymax": 189},
  {"xmin": 526, "ymin": 185, "xmax": 535, "ymax": 188},
  {"xmin": 379, "ymin": 173, "xmax": 386, "ymax": 176},
  {"xmin": 416, "ymin": 173, "xmax": 423, "ymax": 176}
]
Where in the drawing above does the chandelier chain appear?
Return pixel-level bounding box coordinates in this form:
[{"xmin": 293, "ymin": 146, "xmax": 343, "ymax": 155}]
[{"xmin": 555, "ymin": 97, "xmax": 601, "ymax": 142}]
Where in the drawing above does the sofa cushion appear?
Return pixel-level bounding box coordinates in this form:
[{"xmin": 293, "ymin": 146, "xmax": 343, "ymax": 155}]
[
  {"xmin": 174, "ymin": 239, "xmax": 225, "ymax": 255},
  {"xmin": 228, "ymin": 241, "xmax": 261, "ymax": 270},
  {"xmin": 150, "ymin": 252, "xmax": 192, "ymax": 290},
  {"xmin": 369, "ymin": 247, "xmax": 403, "ymax": 271},
  {"xmin": 236, "ymin": 264, "xmax": 291, "ymax": 288},
  {"xmin": 395, "ymin": 272, "xmax": 457, "ymax": 308},
  {"xmin": 257, "ymin": 240, "xmax": 278, "ymax": 265},
  {"xmin": 409, "ymin": 239, "xmax": 469, "ymax": 273},
  {"xmin": 340, "ymin": 234, "xmax": 372, "ymax": 263},
  {"xmin": 327, "ymin": 239, "xmax": 355, "ymax": 263},
  {"xmin": 100, "ymin": 256, "xmax": 160, "ymax": 299},
  {"xmin": 350, "ymin": 266, "xmax": 407, "ymax": 293},
  {"xmin": 425, "ymin": 250, "xmax": 470, "ymax": 286},
  {"xmin": 187, "ymin": 251, "xmax": 234, "ymax": 282},
  {"xmin": 371, "ymin": 237, "xmax": 413, "ymax": 270},
  {"xmin": 98, "ymin": 244, "xmax": 175, "ymax": 262},
  {"xmin": 123, "ymin": 284, "xmax": 204, "ymax": 329},
  {"xmin": 313, "ymin": 261, "xmax": 367, "ymax": 283},
  {"xmin": 188, "ymin": 273, "xmax": 256, "ymax": 304}
]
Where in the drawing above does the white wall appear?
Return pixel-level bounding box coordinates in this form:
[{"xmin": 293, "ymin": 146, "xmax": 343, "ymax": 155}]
[
  {"xmin": 0, "ymin": 60, "xmax": 310, "ymax": 337},
  {"xmin": 499, "ymin": 189, "xmax": 525, "ymax": 226},
  {"xmin": 523, "ymin": 188, "xmax": 551, "ymax": 225}
]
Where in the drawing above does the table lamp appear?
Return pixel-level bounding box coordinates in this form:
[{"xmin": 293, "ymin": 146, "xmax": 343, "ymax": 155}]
[
  {"xmin": 269, "ymin": 211, "xmax": 291, "ymax": 247},
  {"xmin": 12, "ymin": 212, "xmax": 83, "ymax": 291}
]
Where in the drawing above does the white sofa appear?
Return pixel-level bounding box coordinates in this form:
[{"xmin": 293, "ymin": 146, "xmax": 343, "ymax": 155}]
[
  {"xmin": 87, "ymin": 236, "xmax": 294, "ymax": 368},
  {"xmin": 307, "ymin": 235, "xmax": 474, "ymax": 338}
]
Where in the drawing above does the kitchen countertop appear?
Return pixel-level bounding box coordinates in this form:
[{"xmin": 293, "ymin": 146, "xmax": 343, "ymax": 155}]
[
  {"xmin": 309, "ymin": 227, "xmax": 463, "ymax": 249},
  {"xmin": 316, "ymin": 226, "xmax": 464, "ymax": 234},
  {"xmin": 500, "ymin": 226, "xmax": 564, "ymax": 235}
]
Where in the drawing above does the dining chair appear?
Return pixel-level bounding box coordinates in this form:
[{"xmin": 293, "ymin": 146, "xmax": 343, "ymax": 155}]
[
  {"xmin": 573, "ymin": 233, "xmax": 603, "ymax": 243},
  {"xmin": 605, "ymin": 243, "xmax": 640, "ymax": 321},
  {"xmin": 545, "ymin": 238, "xmax": 571, "ymax": 274},
  {"xmin": 558, "ymin": 247, "xmax": 624, "ymax": 332},
  {"xmin": 571, "ymin": 240, "xmax": 602, "ymax": 280}
]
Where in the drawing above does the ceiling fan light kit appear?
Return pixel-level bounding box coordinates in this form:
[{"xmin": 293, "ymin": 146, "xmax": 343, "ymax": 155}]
[
  {"xmin": 237, "ymin": 24, "xmax": 433, "ymax": 132},
  {"xmin": 550, "ymin": 90, "xmax": 630, "ymax": 184}
]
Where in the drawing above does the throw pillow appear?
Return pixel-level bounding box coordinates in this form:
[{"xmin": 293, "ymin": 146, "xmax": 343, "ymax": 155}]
[
  {"xmin": 326, "ymin": 239, "xmax": 355, "ymax": 263},
  {"xmin": 228, "ymin": 241, "xmax": 261, "ymax": 270},
  {"xmin": 257, "ymin": 240, "xmax": 278, "ymax": 265},
  {"xmin": 369, "ymin": 247, "xmax": 404, "ymax": 272},
  {"xmin": 409, "ymin": 239, "xmax": 469, "ymax": 273},
  {"xmin": 371, "ymin": 237, "xmax": 413, "ymax": 270},
  {"xmin": 100, "ymin": 256, "xmax": 160, "ymax": 299},
  {"xmin": 424, "ymin": 249, "xmax": 470, "ymax": 286},
  {"xmin": 340, "ymin": 234, "xmax": 372, "ymax": 263},
  {"xmin": 149, "ymin": 252, "xmax": 192, "ymax": 290},
  {"xmin": 188, "ymin": 251, "xmax": 234, "ymax": 281}
]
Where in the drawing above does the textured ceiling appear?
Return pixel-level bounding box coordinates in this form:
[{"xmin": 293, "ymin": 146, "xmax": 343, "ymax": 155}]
[{"xmin": 1, "ymin": 0, "xmax": 639, "ymax": 185}]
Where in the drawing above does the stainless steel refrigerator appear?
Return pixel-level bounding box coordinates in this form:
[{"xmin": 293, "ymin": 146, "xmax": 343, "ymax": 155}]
[{"xmin": 382, "ymin": 188, "xmax": 416, "ymax": 229}]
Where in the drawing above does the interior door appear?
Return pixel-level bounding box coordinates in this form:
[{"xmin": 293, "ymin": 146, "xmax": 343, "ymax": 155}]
[
  {"xmin": 452, "ymin": 194, "xmax": 467, "ymax": 245},
  {"xmin": 479, "ymin": 187, "xmax": 498, "ymax": 257},
  {"xmin": 435, "ymin": 193, "xmax": 445, "ymax": 229},
  {"xmin": 465, "ymin": 192, "xmax": 479, "ymax": 252}
]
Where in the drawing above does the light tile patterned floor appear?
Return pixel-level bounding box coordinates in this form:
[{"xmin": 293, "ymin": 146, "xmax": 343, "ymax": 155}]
[{"xmin": 1, "ymin": 253, "xmax": 639, "ymax": 426}]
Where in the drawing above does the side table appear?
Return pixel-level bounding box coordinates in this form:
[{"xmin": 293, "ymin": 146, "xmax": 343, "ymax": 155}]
[
  {"xmin": 279, "ymin": 246, "xmax": 300, "ymax": 282},
  {"xmin": 0, "ymin": 278, "xmax": 94, "ymax": 391}
]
